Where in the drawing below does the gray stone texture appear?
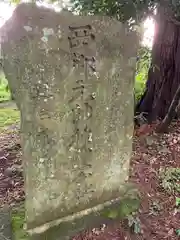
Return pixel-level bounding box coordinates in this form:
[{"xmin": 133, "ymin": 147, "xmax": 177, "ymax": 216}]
[
  {"xmin": 0, "ymin": 3, "xmax": 139, "ymax": 239},
  {"xmin": 0, "ymin": 207, "xmax": 12, "ymax": 240}
]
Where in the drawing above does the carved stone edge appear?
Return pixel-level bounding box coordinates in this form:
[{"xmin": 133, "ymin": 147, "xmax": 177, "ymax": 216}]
[
  {"xmin": 27, "ymin": 186, "xmax": 139, "ymax": 240},
  {"xmin": 27, "ymin": 197, "xmax": 121, "ymax": 240}
]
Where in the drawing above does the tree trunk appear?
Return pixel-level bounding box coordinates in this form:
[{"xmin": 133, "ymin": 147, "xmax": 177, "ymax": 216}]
[
  {"xmin": 136, "ymin": 5, "xmax": 180, "ymax": 123},
  {"xmin": 157, "ymin": 83, "xmax": 180, "ymax": 132}
]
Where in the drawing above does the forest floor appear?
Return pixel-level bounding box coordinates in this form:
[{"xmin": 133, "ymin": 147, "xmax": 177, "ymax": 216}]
[{"xmin": 0, "ymin": 105, "xmax": 179, "ymax": 240}]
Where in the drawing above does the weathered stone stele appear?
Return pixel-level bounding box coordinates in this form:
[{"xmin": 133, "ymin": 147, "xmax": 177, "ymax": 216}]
[
  {"xmin": 0, "ymin": 3, "xmax": 139, "ymax": 240},
  {"xmin": 0, "ymin": 207, "xmax": 12, "ymax": 240}
]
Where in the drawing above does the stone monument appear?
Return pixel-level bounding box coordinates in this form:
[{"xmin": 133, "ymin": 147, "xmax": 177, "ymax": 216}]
[{"xmin": 0, "ymin": 3, "xmax": 139, "ymax": 240}]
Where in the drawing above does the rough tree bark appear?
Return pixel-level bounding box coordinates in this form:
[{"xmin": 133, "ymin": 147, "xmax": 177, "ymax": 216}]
[
  {"xmin": 157, "ymin": 83, "xmax": 180, "ymax": 132},
  {"xmin": 136, "ymin": 5, "xmax": 180, "ymax": 124}
]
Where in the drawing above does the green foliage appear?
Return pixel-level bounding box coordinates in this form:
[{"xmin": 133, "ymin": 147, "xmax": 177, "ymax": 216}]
[
  {"xmin": 176, "ymin": 197, "xmax": 180, "ymax": 208},
  {"xmin": 4, "ymin": 0, "xmax": 180, "ymax": 22},
  {"xmin": 70, "ymin": 0, "xmax": 156, "ymax": 24},
  {"xmin": 104, "ymin": 185, "xmax": 141, "ymax": 235},
  {"xmin": 0, "ymin": 73, "xmax": 10, "ymax": 102},
  {"xmin": 136, "ymin": 46, "xmax": 151, "ymax": 73},
  {"xmin": 118, "ymin": 197, "xmax": 140, "ymax": 218},
  {"xmin": 135, "ymin": 46, "xmax": 151, "ymax": 102},
  {"xmin": 0, "ymin": 108, "xmax": 20, "ymax": 130},
  {"xmin": 0, "ymin": 86, "xmax": 10, "ymax": 102},
  {"xmin": 106, "ymin": 198, "xmax": 140, "ymax": 218},
  {"xmin": 10, "ymin": 0, "xmax": 21, "ymax": 3},
  {"xmin": 104, "ymin": 183, "xmax": 140, "ymax": 220},
  {"xmin": 159, "ymin": 167, "xmax": 180, "ymax": 194},
  {"xmin": 69, "ymin": 0, "xmax": 180, "ymax": 24},
  {"xmin": 106, "ymin": 197, "xmax": 140, "ymax": 220},
  {"xmin": 12, "ymin": 205, "xmax": 28, "ymax": 240},
  {"xmin": 149, "ymin": 200, "xmax": 161, "ymax": 216},
  {"xmin": 127, "ymin": 214, "xmax": 141, "ymax": 234},
  {"xmin": 176, "ymin": 229, "xmax": 180, "ymax": 236},
  {"xmin": 169, "ymin": 0, "xmax": 180, "ymax": 18}
]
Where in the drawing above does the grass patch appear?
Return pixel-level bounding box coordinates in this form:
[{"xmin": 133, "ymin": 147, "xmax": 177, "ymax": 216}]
[
  {"xmin": 12, "ymin": 205, "xmax": 28, "ymax": 240},
  {"xmin": 159, "ymin": 167, "xmax": 180, "ymax": 194},
  {"xmin": 0, "ymin": 108, "xmax": 20, "ymax": 130}
]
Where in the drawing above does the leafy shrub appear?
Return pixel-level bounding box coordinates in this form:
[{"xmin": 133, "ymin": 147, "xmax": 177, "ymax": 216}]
[
  {"xmin": 135, "ymin": 46, "xmax": 151, "ymax": 103},
  {"xmin": 159, "ymin": 167, "xmax": 180, "ymax": 194},
  {"xmin": 0, "ymin": 72, "xmax": 10, "ymax": 102}
]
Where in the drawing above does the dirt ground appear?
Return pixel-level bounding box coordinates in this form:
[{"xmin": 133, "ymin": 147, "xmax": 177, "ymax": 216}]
[{"xmin": 0, "ymin": 121, "xmax": 179, "ymax": 240}]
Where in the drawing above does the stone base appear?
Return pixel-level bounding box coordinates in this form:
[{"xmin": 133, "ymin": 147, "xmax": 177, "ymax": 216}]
[
  {"xmin": 0, "ymin": 207, "xmax": 12, "ymax": 240},
  {"xmin": 28, "ymin": 187, "xmax": 139, "ymax": 240}
]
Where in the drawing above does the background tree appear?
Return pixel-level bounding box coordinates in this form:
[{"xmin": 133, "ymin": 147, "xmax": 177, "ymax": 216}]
[
  {"xmin": 69, "ymin": 0, "xmax": 180, "ymax": 127},
  {"xmin": 136, "ymin": 3, "xmax": 180, "ymax": 123}
]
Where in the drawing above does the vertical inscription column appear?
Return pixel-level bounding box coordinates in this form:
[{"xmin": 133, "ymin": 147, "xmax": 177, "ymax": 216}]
[{"xmin": 68, "ymin": 24, "xmax": 96, "ymax": 158}]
